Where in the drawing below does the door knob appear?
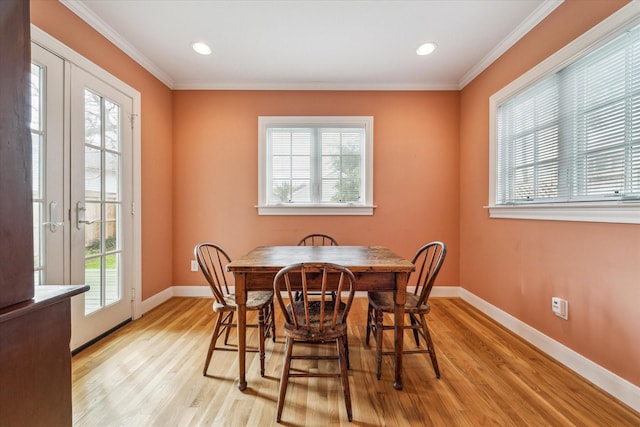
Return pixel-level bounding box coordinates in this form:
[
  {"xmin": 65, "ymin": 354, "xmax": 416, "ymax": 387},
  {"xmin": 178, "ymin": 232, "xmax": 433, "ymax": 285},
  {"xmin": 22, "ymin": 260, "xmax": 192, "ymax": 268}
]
[
  {"xmin": 43, "ymin": 201, "xmax": 64, "ymax": 232},
  {"xmin": 76, "ymin": 201, "xmax": 101, "ymax": 229}
]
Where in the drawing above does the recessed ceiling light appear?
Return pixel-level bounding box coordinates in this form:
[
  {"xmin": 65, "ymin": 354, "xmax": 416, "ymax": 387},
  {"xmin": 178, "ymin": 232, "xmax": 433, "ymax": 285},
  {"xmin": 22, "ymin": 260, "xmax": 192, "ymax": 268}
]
[
  {"xmin": 192, "ymin": 42, "xmax": 212, "ymax": 56},
  {"xmin": 416, "ymin": 42, "xmax": 437, "ymax": 56}
]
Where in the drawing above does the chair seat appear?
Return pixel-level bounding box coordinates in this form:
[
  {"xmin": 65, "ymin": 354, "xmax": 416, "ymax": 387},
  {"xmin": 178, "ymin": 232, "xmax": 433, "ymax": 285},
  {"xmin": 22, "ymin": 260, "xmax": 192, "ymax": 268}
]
[
  {"xmin": 213, "ymin": 291, "xmax": 274, "ymax": 312},
  {"xmin": 284, "ymin": 301, "xmax": 347, "ymax": 340},
  {"xmin": 367, "ymin": 291, "xmax": 430, "ymax": 314}
]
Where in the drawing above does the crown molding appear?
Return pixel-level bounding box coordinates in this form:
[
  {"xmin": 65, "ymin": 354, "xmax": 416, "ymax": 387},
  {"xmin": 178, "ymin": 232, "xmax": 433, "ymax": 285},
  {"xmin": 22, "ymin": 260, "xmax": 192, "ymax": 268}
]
[
  {"xmin": 458, "ymin": 0, "xmax": 564, "ymax": 89},
  {"xmin": 172, "ymin": 81, "xmax": 460, "ymax": 91},
  {"xmin": 60, "ymin": 0, "xmax": 174, "ymax": 89}
]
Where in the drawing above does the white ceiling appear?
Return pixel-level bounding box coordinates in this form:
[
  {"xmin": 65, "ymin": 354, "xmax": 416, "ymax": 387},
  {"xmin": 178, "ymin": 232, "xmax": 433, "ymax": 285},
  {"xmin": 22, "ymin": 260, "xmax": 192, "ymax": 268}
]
[{"xmin": 60, "ymin": 0, "xmax": 563, "ymax": 90}]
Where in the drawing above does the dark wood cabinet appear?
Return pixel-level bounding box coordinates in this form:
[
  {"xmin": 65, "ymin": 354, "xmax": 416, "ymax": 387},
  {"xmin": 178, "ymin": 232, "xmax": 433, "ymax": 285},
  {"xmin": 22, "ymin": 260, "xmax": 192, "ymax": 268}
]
[
  {"xmin": 0, "ymin": 1, "xmax": 87, "ymax": 425},
  {"xmin": 0, "ymin": 0, "xmax": 33, "ymax": 309},
  {"xmin": 0, "ymin": 286, "xmax": 86, "ymax": 426}
]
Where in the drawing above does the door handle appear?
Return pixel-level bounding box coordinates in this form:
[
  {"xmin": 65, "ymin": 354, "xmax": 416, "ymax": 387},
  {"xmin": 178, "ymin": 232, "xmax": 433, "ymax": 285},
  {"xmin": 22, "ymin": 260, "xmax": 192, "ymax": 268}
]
[
  {"xmin": 42, "ymin": 201, "xmax": 64, "ymax": 232},
  {"xmin": 79, "ymin": 219, "xmax": 99, "ymax": 225},
  {"xmin": 76, "ymin": 201, "xmax": 100, "ymax": 229}
]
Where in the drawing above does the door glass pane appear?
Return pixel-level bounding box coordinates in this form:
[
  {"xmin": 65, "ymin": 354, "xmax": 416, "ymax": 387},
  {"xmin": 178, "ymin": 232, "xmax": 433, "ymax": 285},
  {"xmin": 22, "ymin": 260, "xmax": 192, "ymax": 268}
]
[
  {"xmin": 105, "ymin": 152, "xmax": 120, "ymax": 200},
  {"xmin": 32, "ymin": 133, "xmax": 42, "ymax": 199},
  {"xmin": 84, "ymin": 256, "xmax": 102, "ymax": 314},
  {"xmin": 30, "ymin": 63, "xmax": 41, "ymax": 130},
  {"xmin": 33, "ymin": 203, "xmax": 43, "ymax": 286},
  {"xmin": 105, "ymin": 203, "xmax": 119, "ymax": 251},
  {"xmin": 85, "ymin": 146, "xmax": 102, "ymax": 201},
  {"xmin": 105, "ymin": 99, "xmax": 120, "ymax": 151},
  {"xmin": 84, "ymin": 90, "xmax": 102, "ymax": 148},
  {"xmin": 84, "ymin": 202, "xmax": 102, "ymax": 256},
  {"xmin": 31, "ymin": 64, "xmax": 44, "ymax": 286},
  {"xmin": 105, "ymin": 253, "xmax": 120, "ymax": 305},
  {"xmin": 83, "ymin": 89, "xmax": 123, "ymax": 315},
  {"xmin": 83, "ymin": 201, "xmax": 102, "ymax": 316}
]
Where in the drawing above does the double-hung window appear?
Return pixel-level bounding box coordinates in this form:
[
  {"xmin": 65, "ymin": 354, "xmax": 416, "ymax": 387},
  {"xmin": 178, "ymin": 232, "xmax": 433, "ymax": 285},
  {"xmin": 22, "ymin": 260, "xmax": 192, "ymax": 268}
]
[
  {"xmin": 489, "ymin": 5, "xmax": 640, "ymax": 224},
  {"xmin": 258, "ymin": 116, "xmax": 374, "ymax": 215}
]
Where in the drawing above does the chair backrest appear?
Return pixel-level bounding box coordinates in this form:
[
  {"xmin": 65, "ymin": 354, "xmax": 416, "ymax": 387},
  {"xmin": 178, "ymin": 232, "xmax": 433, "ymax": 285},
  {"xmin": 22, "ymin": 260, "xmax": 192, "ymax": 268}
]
[
  {"xmin": 410, "ymin": 241, "xmax": 447, "ymax": 307},
  {"xmin": 194, "ymin": 243, "xmax": 233, "ymax": 306},
  {"xmin": 297, "ymin": 234, "xmax": 339, "ymax": 246},
  {"xmin": 273, "ymin": 263, "xmax": 356, "ymax": 332}
]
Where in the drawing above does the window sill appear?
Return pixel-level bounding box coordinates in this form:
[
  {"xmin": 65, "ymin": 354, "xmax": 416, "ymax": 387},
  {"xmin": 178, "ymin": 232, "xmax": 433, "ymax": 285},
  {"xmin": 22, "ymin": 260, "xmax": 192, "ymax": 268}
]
[
  {"xmin": 257, "ymin": 204, "xmax": 375, "ymax": 216},
  {"xmin": 487, "ymin": 202, "xmax": 640, "ymax": 224}
]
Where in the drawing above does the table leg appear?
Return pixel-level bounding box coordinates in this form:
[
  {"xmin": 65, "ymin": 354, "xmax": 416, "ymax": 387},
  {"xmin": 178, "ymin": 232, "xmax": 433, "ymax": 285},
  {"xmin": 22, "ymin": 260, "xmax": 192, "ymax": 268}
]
[
  {"xmin": 393, "ymin": 272, "xmax": 408, "ymax": 390},
  {"xmin": 235, "ymin": 272, "xmax": 247, "ymax": 391}
]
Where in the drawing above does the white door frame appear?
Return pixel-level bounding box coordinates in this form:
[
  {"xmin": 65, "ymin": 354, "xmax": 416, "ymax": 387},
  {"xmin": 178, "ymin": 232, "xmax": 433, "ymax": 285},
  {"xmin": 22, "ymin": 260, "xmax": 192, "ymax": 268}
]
[{"xmin": 32, "ymin": 25, "xmax": 142, "ymax": 321}]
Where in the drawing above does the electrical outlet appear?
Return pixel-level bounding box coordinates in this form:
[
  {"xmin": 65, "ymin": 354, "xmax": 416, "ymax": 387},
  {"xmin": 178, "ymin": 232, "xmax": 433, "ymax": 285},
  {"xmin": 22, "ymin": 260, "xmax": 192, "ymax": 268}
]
[
  {"xmin": 190, "ymin": 260, "xmax": 198, "ymax": 272},
  {"xmin": 551, "ymin": 297, "xmax": 568, "ymax": 320}
]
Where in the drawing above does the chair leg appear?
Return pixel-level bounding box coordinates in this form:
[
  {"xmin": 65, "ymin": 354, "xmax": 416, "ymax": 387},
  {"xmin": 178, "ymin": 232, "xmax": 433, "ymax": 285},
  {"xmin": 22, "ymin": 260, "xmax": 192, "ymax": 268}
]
[
  {"xmin": 337, "ymin": 336, "xmax": 353, "ymax": 422},
  {"xmin": 375, "ymin": 308, "xmax": 384, "ymax": 380},
  {"xmin": 420, "ymin": 313, "xmax": 440, "ymax": 379},
  {"xmin": 365, "ymin": 302, "xmax": 373, "ymax": 346},
  {"xmin": 270, "ymin": 302, "xmax": 277, "ymax": 342},
  {"xmin": 345, "ymin": 333, "xmax": 350, "ymax": 370},
  {"xmin": 410, "ymin": 313, "xmax": 420, "ymax": 347},
  {"xmin": 258, "ymin": 307, "xmax": 266, "ymax": 377},
  {"xmin": 203, "ymin": 311, "xmax": 225, "ymax": 375},
  {"xmin": 223, "ymin": 311, "xmax": 234, "ymax": 345},
  {"xmin": 276, "ymin": 336, "xmax": 294, "ymax": 423}
]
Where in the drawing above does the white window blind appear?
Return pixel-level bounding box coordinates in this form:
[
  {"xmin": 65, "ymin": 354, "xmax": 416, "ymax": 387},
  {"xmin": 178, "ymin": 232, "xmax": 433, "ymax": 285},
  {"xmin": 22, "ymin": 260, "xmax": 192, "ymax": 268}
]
[
  {"xmin": 258, "ymin": 116, "xmax": 373, "ymax": 215},
  {"xmin": 496, "ymin": 22, "xmax": 640, "ymax": 205}
]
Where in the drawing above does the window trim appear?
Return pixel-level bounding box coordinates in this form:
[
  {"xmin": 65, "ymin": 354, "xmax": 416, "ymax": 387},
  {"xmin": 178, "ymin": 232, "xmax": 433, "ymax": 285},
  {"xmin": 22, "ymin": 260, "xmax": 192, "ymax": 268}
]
[
  {"xmin": 258, "ymin": 116, "xmax": 374, "ymax": 216},
  {"xmin": 488, "ymin": 2, "xmax": 640, "ymax": 224}
]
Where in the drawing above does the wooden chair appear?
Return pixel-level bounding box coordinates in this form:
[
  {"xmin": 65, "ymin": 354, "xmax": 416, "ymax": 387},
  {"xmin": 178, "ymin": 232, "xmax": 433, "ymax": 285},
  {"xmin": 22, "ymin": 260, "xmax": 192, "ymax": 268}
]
[
  {"xmin": 295, "ymin": 234, "xmax": 339, "ymax": 302},
  {"xmin": 194, "ymin": 243, "xmax": 275, "ymax": 377},
  {"xmin": 365, "ymin": 241, "xmax": 447, "ymax": 380},
  {"xmin": 297, "ymin": 233, "xmax": 339, "ymax": 247},
  {"xmin": 273, "ymin": 262, "xmax": 356, "ymax": 423}
]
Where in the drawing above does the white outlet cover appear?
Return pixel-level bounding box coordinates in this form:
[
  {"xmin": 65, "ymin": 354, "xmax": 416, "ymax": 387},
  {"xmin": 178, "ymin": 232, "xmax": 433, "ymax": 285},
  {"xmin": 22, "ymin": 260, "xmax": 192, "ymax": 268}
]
[{"xmin": 551, "ymin": 297, "xmax": 568, "ymax": 320}]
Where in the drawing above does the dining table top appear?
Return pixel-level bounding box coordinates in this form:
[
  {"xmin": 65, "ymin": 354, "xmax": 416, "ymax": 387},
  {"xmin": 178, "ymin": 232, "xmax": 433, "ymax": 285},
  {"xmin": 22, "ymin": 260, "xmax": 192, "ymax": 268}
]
[{"xmin": 226, "ymin": 245, "xmax": 415, "ymax": 274}]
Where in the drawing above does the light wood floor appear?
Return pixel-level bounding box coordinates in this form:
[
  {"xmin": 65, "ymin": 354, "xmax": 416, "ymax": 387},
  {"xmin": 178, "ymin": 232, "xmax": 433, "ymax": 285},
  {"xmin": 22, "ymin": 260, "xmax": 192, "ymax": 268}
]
[{"xmin": 72, "ymin": 297, "xmax": 640, "ymax": 426}]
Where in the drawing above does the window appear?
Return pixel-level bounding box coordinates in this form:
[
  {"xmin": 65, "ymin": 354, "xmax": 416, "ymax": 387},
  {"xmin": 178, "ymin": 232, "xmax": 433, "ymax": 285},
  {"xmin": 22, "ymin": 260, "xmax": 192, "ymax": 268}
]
[
  {"xmin": 258, "ymin": 116, "xmax": 374, "ymax": 215},
  {"xmin": 489, "ymin": 4, "xmax": 640, "ymax": 224}
]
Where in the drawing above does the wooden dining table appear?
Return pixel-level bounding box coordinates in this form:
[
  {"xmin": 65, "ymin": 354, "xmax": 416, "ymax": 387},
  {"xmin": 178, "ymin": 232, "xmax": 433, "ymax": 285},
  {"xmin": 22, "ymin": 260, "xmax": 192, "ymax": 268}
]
[{"xmin": 226, "ymin": 245, "xmax": 415, "ymax": 391}]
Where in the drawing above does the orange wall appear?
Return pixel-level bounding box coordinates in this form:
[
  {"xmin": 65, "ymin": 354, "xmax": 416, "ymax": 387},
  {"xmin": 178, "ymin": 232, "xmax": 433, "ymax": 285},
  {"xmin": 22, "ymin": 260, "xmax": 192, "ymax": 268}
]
[
  {"xmin": 30, "ymin": 0, "xmax": 174, "ymax": 300},
  {"xmin": 459, "ymin": 0, "xmax": 639, "ymax": 386},
  {"xmin": 172, "ymin": 90, "xmax": 460, "ymax": 286}
]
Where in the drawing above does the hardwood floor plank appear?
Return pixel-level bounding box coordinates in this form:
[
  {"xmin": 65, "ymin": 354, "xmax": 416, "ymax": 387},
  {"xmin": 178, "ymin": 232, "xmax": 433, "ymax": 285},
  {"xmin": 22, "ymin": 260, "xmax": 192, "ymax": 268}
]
[{"xmin": 72, "ymin": 297, "xmax": 640, "ymax": 426}]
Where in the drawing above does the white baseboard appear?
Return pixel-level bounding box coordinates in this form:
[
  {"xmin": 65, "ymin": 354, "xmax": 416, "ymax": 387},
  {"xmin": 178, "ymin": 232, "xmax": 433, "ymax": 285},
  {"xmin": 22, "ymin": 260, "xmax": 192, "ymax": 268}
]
[
  {"xmin": 429, "ymin": 285, "xmax": 461, "ymax": 298},
  {"xmin": 140, "ymin": 284, "xmax": 639, "ymax": 412},
  {"xmin": 139, "ymin": 286, "xmax": 212, "ymax": 314},
  {"xmin": 139, "ymin": 287, "xmax": 173, "ymax": 314},
  {"xmin": 172, "ymin": 285, "xmax": 213, "ymax": 298},
  {"xmin": 459, "ymin": 288, "xmax": 640, "ymax": 413}
]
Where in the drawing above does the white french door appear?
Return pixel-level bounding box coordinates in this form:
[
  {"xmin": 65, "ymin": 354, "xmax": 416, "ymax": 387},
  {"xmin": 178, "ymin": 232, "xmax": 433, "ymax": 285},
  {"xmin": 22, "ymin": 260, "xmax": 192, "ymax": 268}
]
[
  {"xmin": 31, "ymin": 41, "xmax": 136, "ymax": 350},
  {"xmin": 69, "ymin": 63, "xmax": 134, "ymax": 349}
]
